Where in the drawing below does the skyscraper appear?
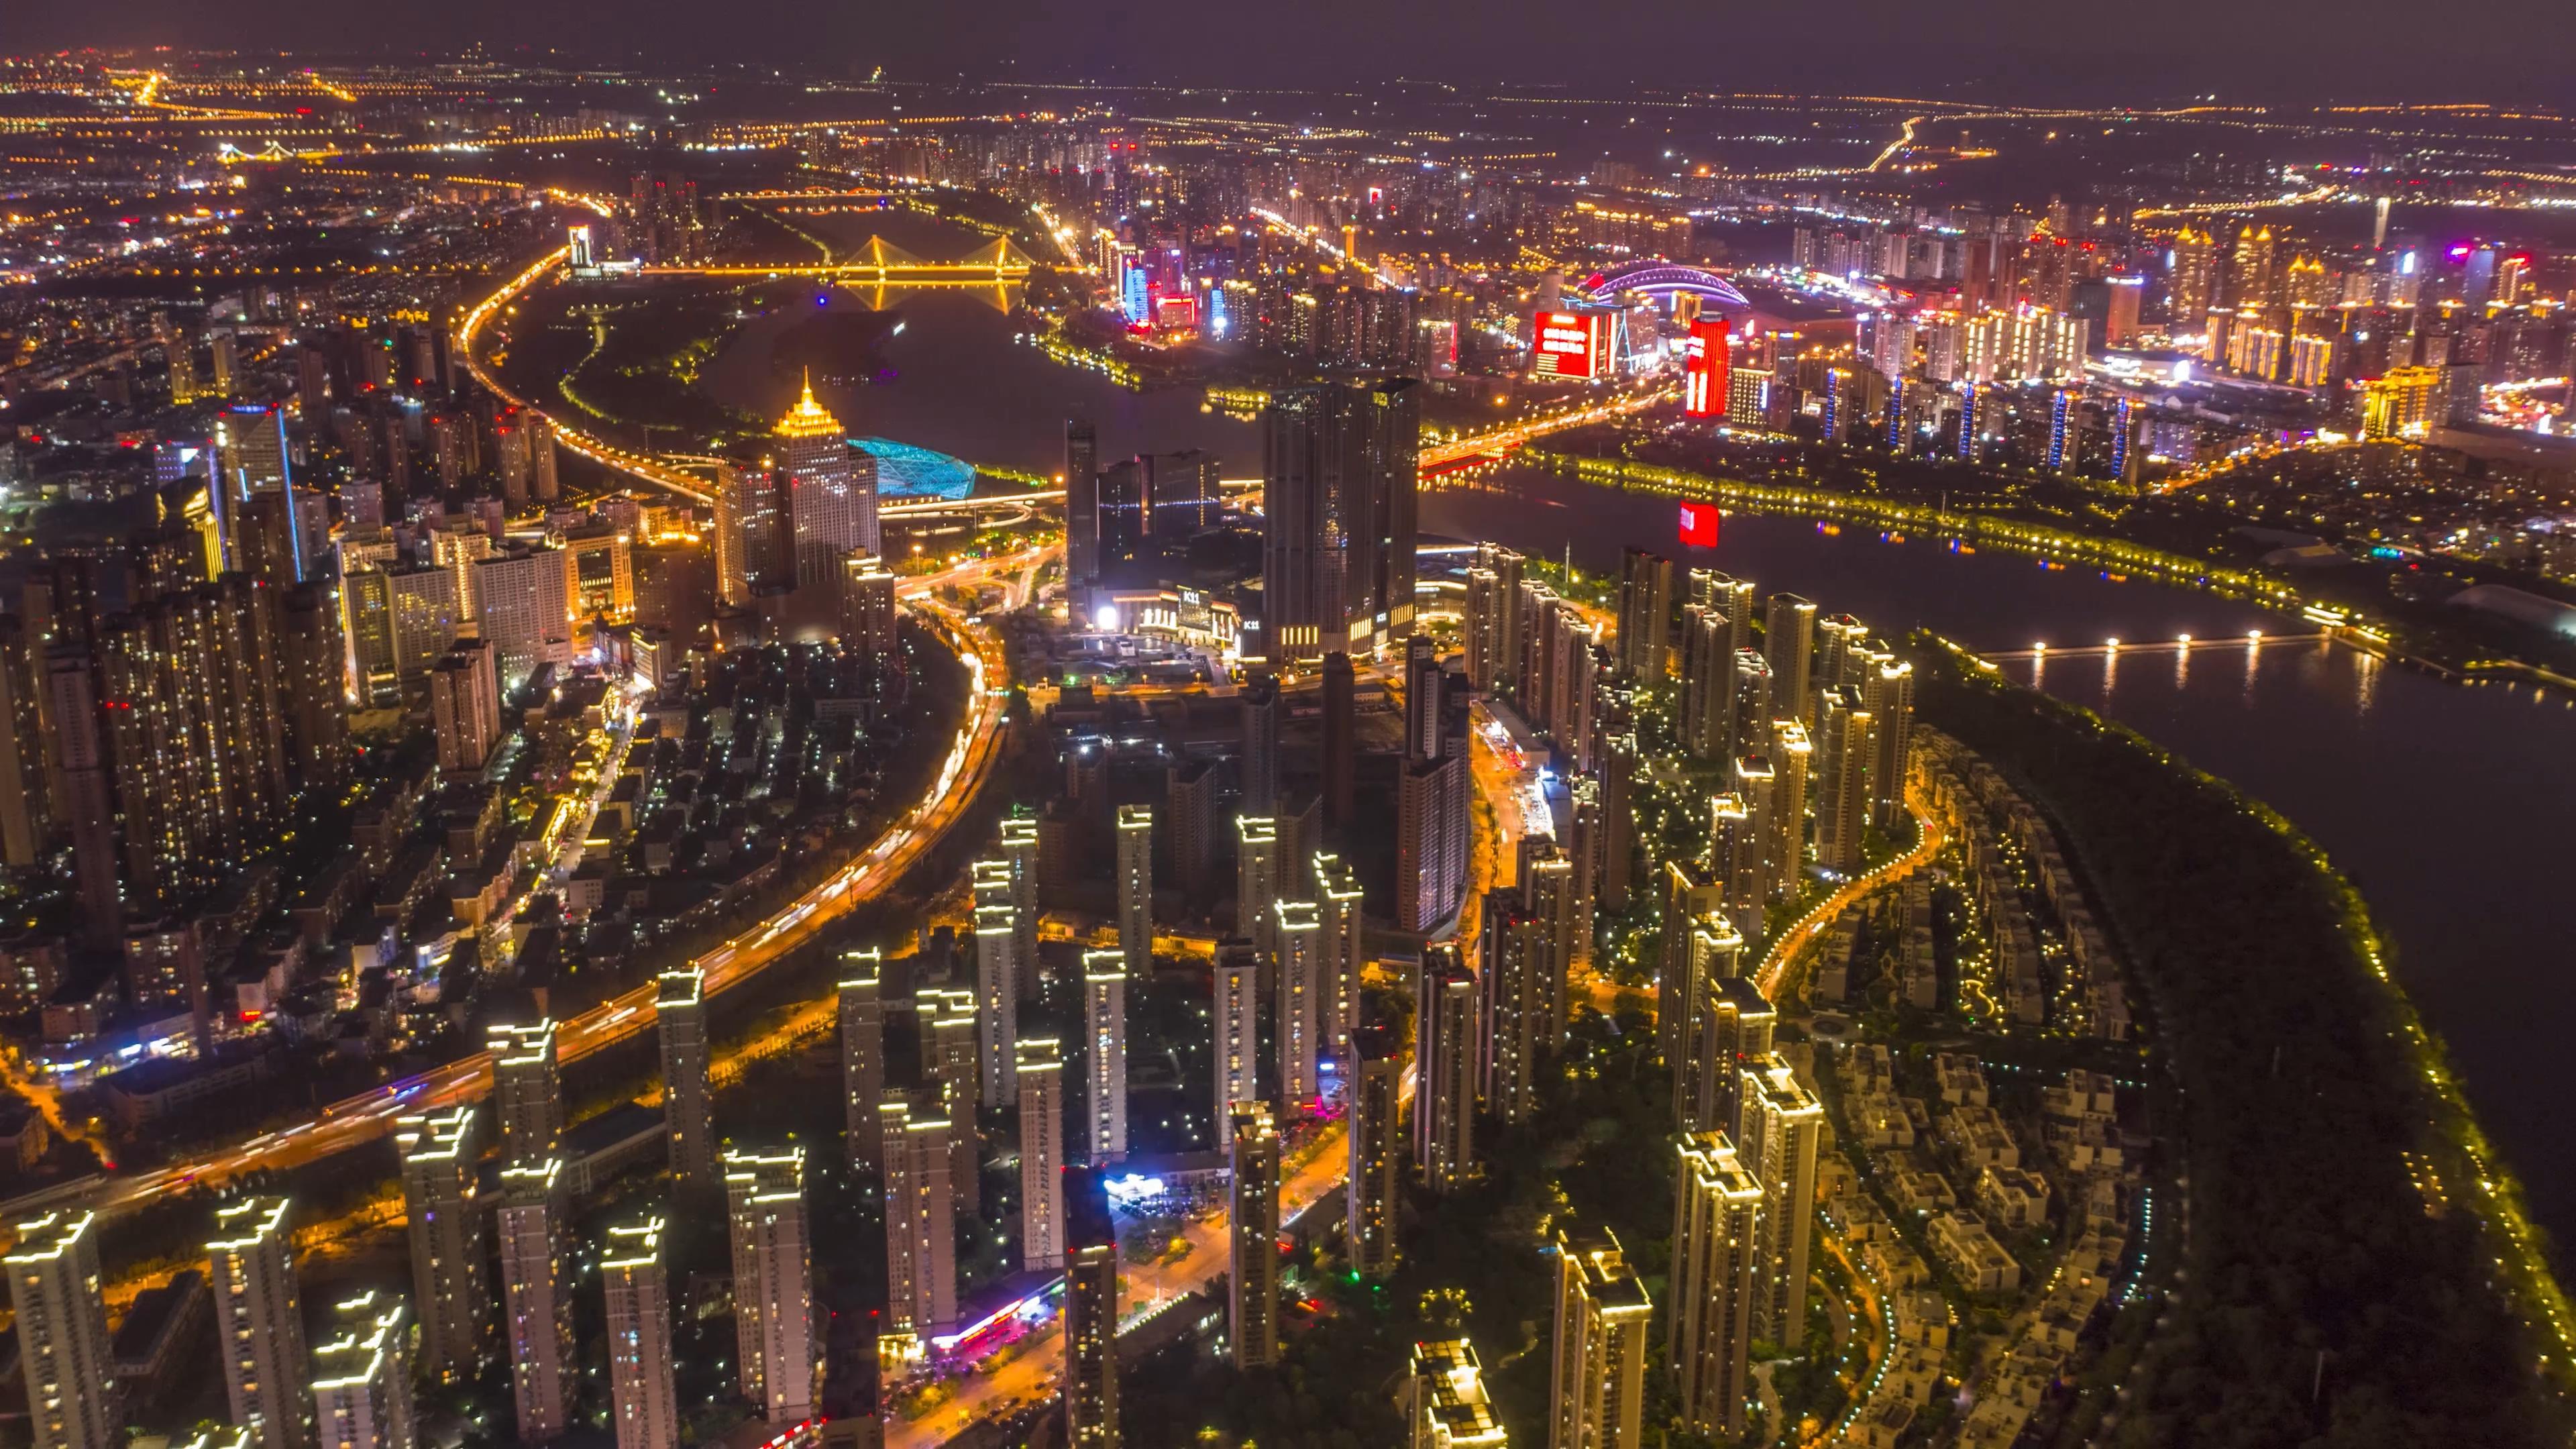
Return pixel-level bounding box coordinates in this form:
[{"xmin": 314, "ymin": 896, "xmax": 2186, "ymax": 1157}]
[
  {"xmin": 1348, "ymin": 1025, "xmax": 1403, "ymax": 1279},
  {"xmin": 1397, "ymin": 645, "xmax": 1470, "ymax": 934},
  {"xmin": 1062, "ymin": 1167, "xmax": 1121, "ymax": 1449},
  {"xmin": 1315, "ymin": 852, "xmax": 1365, "ymax": 1057},
  {"xmin": 1762, "ymin": 594, "xmax": 1814, "ymax": 710},
  {"xmin": 1116, "ymin": 804, "xmax": 1152, "ymax": 977},
  {"xmin": 1018, "ymin": 1038, "xmax": 1066, "ymax": 1271},
  {"xmin": 429, "ymin": 639, "xmax": 502, "ymax": 774},
  {"xmin": 1001, "ymin": 814, "xmax": 1041, "ymax": 979},
  {"xmin": 489, "ymin": 1019, "xmax": 563, "ymax": 1167},
  {"xmin": 1549, "ymin": 1226, "xmax": 1653, "ymax": 1449},
  {"xmin": 1322, "ymin": 651, "xmax": 1356, "ymax": 826},
  {"xmin": 656, "ymin": 969, "xmax": 714, "ymax": 1189},
  {"xmin": 774, "ymin": 374, "xmax": 879, "ymax": 586},
  {"xmin": 715, "ymin": 460, "xmax": 789, "ymax": 606},
  {"xmin": 209, "ymin": 1197, "xmax": 308, "ymax": 1449},
  {"xmin": 1766, "ymin": 721, "xmax": 1811, "ymax": 898},
  {"xmin": 723, "ymin": 1148, "xmax": 814, "ymax": 1425},
  {"xmin": 1228, "ymin": 1102, "xmax": 1281, "ymax": 1368},
  {"xmin": 1814, "ymin": 687, "xmax": 1876, "ymax": 873},
  {"xmin": 880, "ymin": 1093, "xmax": 957, "ymax": 1358},
  {"xmin": 497, "ymin": 1159, "xmax": 574, "ymax": 1442},
  {"xmin": 1727, "ymin": 756, "xmax": 1775, "ymax": 922},
  {"xmin": 1867, "ymin": 658, "xmax": 1915, "ymax": 830},
  {"xmin": 839, "ymin": 953, "xmax": 885, "ymax": 1169},
  {"xmin": 1238, "ymin": 673, "xmax": 1279, "ymax": 816},
  {"xmin": 1616, "ymin": 549, "xmax": 1675, "ymax": 679},
  {"xmin": 1669, "ymin": 1132, "xmax": 1764, "ymax": 1438},
  {"xmin": 310, "ymin": 1293, "xmax": 415, "ymax": 1449},
  {"xmin": 1083, "ymin": 950, "xmax": 1128, "ymax": 1164},
  {"xmin": 1406, "ymin": 1338, "xmax": 1503, "ymax": 1449},
  {"xmin": 602, "ymin": 1217, "xmax": 679, "ymax": 1449},
  {"xmin": 1236, "ymin": 815, "xmax": 1279, "ymax": 948},
  {"xmin": 974, "ymin": 902, "xmax": 1019, "ymax": 1106},
  {"xmin": 1214, "ymin": 938, "xmax": 1261, "ymax": 1126},
  {"xmin": 1415, "ymin": 943, "xmax": 1478, "ymax": 1192},
  {"xmin": 7, "ymin": 1211, "xmax": 115, "ymax": 1449},
  {"xmin": 1654, "ymin": 870, "xmax": 1723, "ymax": 1093},
  {"xmin": 1686, "ymin": 978, "xmax": 1774, "ymax": 1142},
  {"xmin": 396, "ymin": 1106, "xmax": 488, "ymax": 1383},
  {"xmin": 1065, "ymin": 419, "xmax": 1101, "ymax": 588},
  {"xmin": 1736, "ymin": 1054, "xmax": 1823, "ymax": 1342},
  {"xmin": 1273, "ymin": 900, "xmax": 1323, "ymax": 1108},
  {"xmin": 837, "ymin": 552, "xmax": 898, "ymax": 663},
  {"xmin": 1259, "ymin": 378, "xmax": 1421, "ymax": 663},
  {"xmin": 1480, "ymin": 895, "xmax": 1550, "ymax": 1125}
]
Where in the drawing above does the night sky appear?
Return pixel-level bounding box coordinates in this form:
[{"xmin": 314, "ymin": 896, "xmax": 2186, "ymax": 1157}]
[{"xmin": 13, "ymin": 0, "xmax": 2576, "ymax": 102}]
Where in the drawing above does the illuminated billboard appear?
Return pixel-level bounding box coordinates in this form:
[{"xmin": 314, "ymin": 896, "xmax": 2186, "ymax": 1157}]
[
  {"xmin": 1532, "ymin": 310, "xmax": 1597, "ymax": 380},
  {"xmin": 1682, "ymin": 317, "xmax": 1731, "ymax": 417},
  {"xmin": 1678, "ymin": 501, "xmax": 1721, "ymax": 549}
]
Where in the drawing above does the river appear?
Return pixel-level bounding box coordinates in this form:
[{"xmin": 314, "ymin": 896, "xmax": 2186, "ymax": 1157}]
[{"xmin": 690, "ymin": 205, "xmax": 2576, "ymax": 1267}]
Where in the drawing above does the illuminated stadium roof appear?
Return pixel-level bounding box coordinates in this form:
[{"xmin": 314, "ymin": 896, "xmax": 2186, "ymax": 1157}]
[
  {"xmin": 850, "ymin": 437, "xmax": 976, "ymax": 500},
  {"xmin": 1576, "ymin": 262, "xmax": 1751, "ymax": 312}
]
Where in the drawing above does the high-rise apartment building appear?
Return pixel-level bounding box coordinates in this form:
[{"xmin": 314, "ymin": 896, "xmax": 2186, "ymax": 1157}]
[
  {"xmin": 1000, "ymin": 813, "xmax": 1040, "ymax": 973},
  {"xmin": 1116, "ymin": 805, "xmax": 1152, "ymax": 977},
  {"xmin": 1213, "ymin": 938, "xmax": 1260, "ymax": 1128},
  {"xmin": 602, "ymin": 1218, "xmax": 678, "ymax": 1449},
  {"xmin": 1258, "ymin": 378, "xmax": 1420, "ymax": 663},
  {"xmin": 1669, "ymin": 1132, "xmax": 1764, "ymax": 1438},
  {"xmin": 497, "ymin": 1160, "xmax": 574, "ymax": 1442},
  {"xmin": 837, "ymin": 552, "xmax": 898, "ymax": 663},
  {"xmin": 974, "ymin": 902, "xmax": 1018, "ymax": 1106},
  {"xmin": 470, "ymin": 549, "xmax": 573, "ymax": 686},
  {"xmin": 310, "ymin": 1293, "xmax": 415, "ymax": 1449},
  {"xmin": 656, "ymin": 969, "xmax": 714, "ymax": 1189},
  {"xmin": 839, "ymin": 953, "xmax": 885, "ymax": 1169},
  {"xmin": 1736, "ymin": 1055, "xmax": 1823, "ymax": 1342},
  {"xmin": 1238, "ymin": 673, "xmax": 1279, "ymax": 816},
  {"xmin": 1548, "ymin": 1226, "xmax": 1653, "ymax": 1449},
  {"xmin": 1348, "ymin": 1026, "xmax": 1403, "ymax": 1279},
  {"xmin": 488, "ymin": 1019, "xmax": 563, "ymax": 1167},
  {"xmin": 1235, "ymin": 815, "xmax": 1279, "ymax": 947},
  {"xmin": 1018, "ymin": 1038, "xmax": 1066, "ymax": 1270},
  {"xmin": 1415, "ymin": 943, "xmax": 1478, "ymax": 1191},
  {"xmin": 1406, "ymin": 1339, "xmax": 1504, "ymax": 1449},
  {"xmin": 396, "ymin": 1107, "xmax": 488, "ymax": 1383},
  {"xmin": 1761, "ymin": 594, "xmax": 1814, "ymax": 709},
  {"xmin": 1396, "ymin": 642, "xmax": 1470, "ymax": 934},
  {"xmin": 7, "ymin": 1211, "xmax": 115, "ymax": 1449},
  {"xmin": 1082, "ymin": 950, "xmax": 1128, "ymax": 1163},
  {"xmin": 1064, "ymin": 418, "xmax": 1100, "ymax": 587},
  {"xmin": 1479, "ymin": 894, "xmax": 1550, "ymax": 1125},
  {"xmin": 724, "ymin": 1148, "xmax": 814, "ymax": 1425},
  {"xmin": 209, "ymin": 1196, "xmax": 307, "ymax": 1449},
  {"xmin": 1616, "ymin": 549, "xmax": 1675, "ymax": 679},
  {"xmin": 1814, "ymin": 687, "xmax": 1876, "ymax": 873},
  {"xmin": 1766, "ymin": 721, "xmax": 1811, "ymax": 899},
  {"xmin": 880, "ymin": 1094, "xmax": 957, "ymax": 1358},
  {"xmin": 1868, "ymin": 659, "xmax": 1915, "ymax": 830},
  {"xmin": 1062, "ymin": 1167, "xmax": 1120, "ymax": 1449},
  {"xmin": 1316, "ymin": 853, "xmax": 1365, "ymax": 1058},
  {"xmin": 1228, "ymin": 1102, "xmax": 1281, "ymax": 1368},
  {"xmin": 1272, "ymin": 900, "xmax": 1323, "ymax": 1108},
  {"xmin": 429, "ymin": 639, "xmax": 503, "ymax": 773}
]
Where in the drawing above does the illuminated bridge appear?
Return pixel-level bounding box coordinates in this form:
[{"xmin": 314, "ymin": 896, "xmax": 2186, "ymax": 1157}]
[
  {"xmin": 641, "ymin": 235, "xmax": 1033, "ymax": 282},
  {"xmin": 1574, "ymin": 261, "xmax": 1751, "ymax": 312}
]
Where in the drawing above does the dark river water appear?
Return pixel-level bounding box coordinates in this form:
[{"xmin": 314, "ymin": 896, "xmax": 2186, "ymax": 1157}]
[{"xmin": 696, "ymin": 208, "xmax": 2576, "ymax": 1267}]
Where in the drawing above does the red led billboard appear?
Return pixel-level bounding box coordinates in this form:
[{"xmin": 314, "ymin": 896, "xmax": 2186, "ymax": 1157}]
[
  {"xmin": 1682, "ymin": 317, "xmax": 1731, "ymax": 417},
  {"xmin": 1678, "ymin": 501, "xmax": 1721, "ymax": 549},
  {"xmin": 1532, "ymin": 310, "xmax": 1596, "ymax": 380}
]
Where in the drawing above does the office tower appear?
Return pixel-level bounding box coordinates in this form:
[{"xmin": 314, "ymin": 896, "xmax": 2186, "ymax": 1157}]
[
  {"xmin": 1236, "ymin": 815, "xmax": 1279, "ymax": 945},
  {"xmin": 1018, "ymin": 1038, "xmax": 1066, "ymax": 1270},
  {"xmin": 396, "ymin": 1107, "xmax": 488, "ymax": 1383},
  {"xmin": 1062, "ymin": 1167, "xmax": 1120, "ymax": 1449},
  {"xmin": 1669, "ymin": 911, "xmax": 1751, "ymax": 1131},
  {"xmin": 1116, "ymin": 805, "xmax": 1152, "ymax": 977},
  {"xmin": 775, "ymin": 376, "xmax": 879, "ymax": 586},
  {"xmin": 1737, "ymin": 1054, "xmax": 1823, "ymax": 1341},
  {"xmin": 1415, "ymin": 943, "xmax": 1478, "ymax": 1192},
  {"xmin": 1616, "ymin": 548, "xmax": 1675, "ymax": 678},
  {"xmin": 1272, "ymin": 900, "xmax": 1323, "ymax": 1108},
  {"xmin": 1727, "ymin": 649, "xmax": 1771, "ymax": 765},
  {"xmin": 715, "ymin": 460, "xmax": 789, "ymax": 606},
  {"xmin": 1867, "ymin": 658, "xmax": 1915, "ymax": 830},
  {"xmin": 1065, "ymin": 418, "xmax": 1101, "ymax": 587},
  {"xmin": 1001, "ymin": 813, "xmax": 1041, "ymax": 975},
  {"xmin": 428, "ymin": 639, "xmax": 502, "ymax": 773},
  {"xmin": 838, "ymin": 553, "xmax": 898, "ymax": 661},
  {"xmin": 656, "ymin": 969, "xmax": 714, "ymax": 1189},
  {"xmin": 1814, "ymin": 688, "xmax": 1876, "ymax": 873},
  {"xmin": 1550, "ymin": 1226, "xmax": 1652, "ymax": 1449},
  {"xmin": 1656, "ymin": 861, "xmax": 1724, "ymax": 1059},
  {"xmin": 1214, "ymin": 938, "xmax": 1260, "ymax": 1124},
  {"xmin": 1315, "ymin": 853, "xmax": 1365, "ymax": 1057},
  {"xmin": 1223, "ymin": 1100, "xmax": 1285, "ymax": 1366},
  {"xmin": 8, "ymin": 1211, "xmax": 114, "ymax": 1449},
  {"xmin": 1407, "ymin": 1339, "xmax": 1503, "ymax": 1449},
  {"xmin": 602, "ymin": 1218, "xmax": 679, "ymax": 1449},
  {"xmin": 1260, "ymin": 377, "xmax": 1421, "ymax": 662},
  {"xmin": 488, "ymin": 1019, "xmax": 563, "ymax": 1167},
  {"xmin": 1239, "ymin": 673, "xmax": 1279, "ymax": 815},
  {"xmin": 1762, "ymin": 594, "xmax": 1814, "ymax": 710},
  {"xmin": 1479, "ymin": 895, "xmax": 1548, "ymax": 1125},
  {"xmin": 311, "ymin": 1293, "xmax": 415, "ymax": 1449},
  {"xmin": 839, "ymin": 954, "xmax": 885, "ymax": 1169},
  {"xmin": 881, "ymin": 1095, "xmax": 957, "ymax": 1356},
  {"xmin": 1322, "ymin": 651, "xmax": 1356, "ymax": 827},
  {"xmin": 722, "ymin": 1148, "xmax": 813, "ymax": 1424},
  {"xmin": 209, "ymin": 1197, "xmax": 307, "ymax": 1449},
  {"xmin": 1083, "ymin": 950, "xmax": 1128, "ymax": 1163},
  {"xmin": 1766, "ymin": 721, "xmax": 1811, "ymax": 898},
  {"xmin": 974, "ymin": 902, "xmax": 1018, "ymax": 1106},
  {"xmin": 1348, "ymin": 1025, "xmax": 1403, "ymax": 1279},
  {"xmin": 1670, "ymin": 1132, "xmax": 1764, "ymax": 1438},
  {"xmin": 498, "ymin": 1161, "xmax": 574, "ymax": 1442},
  {"xmin": 1097, "ymin": 458, "xmax": 1152, "ymax": 571}
]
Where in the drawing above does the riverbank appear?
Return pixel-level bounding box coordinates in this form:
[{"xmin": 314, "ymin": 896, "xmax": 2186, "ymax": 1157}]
[{"xmin": 1914, "ymin": 643, "xmax": 2573, "ymax": 1444}]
